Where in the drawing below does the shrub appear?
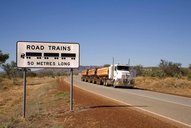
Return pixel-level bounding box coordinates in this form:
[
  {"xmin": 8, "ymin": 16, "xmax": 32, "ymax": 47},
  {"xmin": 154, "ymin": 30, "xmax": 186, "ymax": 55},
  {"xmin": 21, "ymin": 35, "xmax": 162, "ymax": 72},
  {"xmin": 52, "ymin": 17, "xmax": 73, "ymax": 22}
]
[
  {"xmin": 143, "ymin": 70, "xmax": 165, "ymax": 78},
  {"xmin": 159, "ymin": 59, "xmax": 182, "ymax": 77},
  {"xmin": 133, "ymin": 65, "xmax": 143, "ymax": 76},
  {"xmin": 181, "ymin": 68, "xmax": 189, "ymax": 76},
  {"xmin": 0, "ymin": 77, "xmax": 3, "ymax": 83},
  {"xmin": 189, "ymin": 64, "xmax": 191, "ymax": 70},
  {"xmin": 187, "ymin": 72, "xmax": 191, "ymax": 80}
]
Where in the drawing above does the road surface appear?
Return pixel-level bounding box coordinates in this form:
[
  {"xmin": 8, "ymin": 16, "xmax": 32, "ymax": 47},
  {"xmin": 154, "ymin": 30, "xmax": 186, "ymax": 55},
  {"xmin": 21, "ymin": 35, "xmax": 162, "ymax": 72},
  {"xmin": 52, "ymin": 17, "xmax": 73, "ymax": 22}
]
[{"xmin": 66, "ymin": 76, "xmax": 191, "ymax": 128}]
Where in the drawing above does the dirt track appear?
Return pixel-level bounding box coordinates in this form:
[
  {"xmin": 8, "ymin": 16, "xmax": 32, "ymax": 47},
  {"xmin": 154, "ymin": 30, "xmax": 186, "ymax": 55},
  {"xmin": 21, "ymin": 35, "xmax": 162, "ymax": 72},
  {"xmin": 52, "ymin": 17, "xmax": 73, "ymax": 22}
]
[{"xmin": 59, "ymin": 78, "xmax": 178, "ymax": 128}]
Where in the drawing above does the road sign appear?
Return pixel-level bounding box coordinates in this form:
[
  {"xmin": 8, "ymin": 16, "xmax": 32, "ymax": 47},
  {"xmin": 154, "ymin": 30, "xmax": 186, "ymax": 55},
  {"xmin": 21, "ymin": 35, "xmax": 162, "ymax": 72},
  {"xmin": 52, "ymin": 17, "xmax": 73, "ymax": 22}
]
[{"xmin": 17, "ymin": 41, "xmax": 80, "ymax": 68}]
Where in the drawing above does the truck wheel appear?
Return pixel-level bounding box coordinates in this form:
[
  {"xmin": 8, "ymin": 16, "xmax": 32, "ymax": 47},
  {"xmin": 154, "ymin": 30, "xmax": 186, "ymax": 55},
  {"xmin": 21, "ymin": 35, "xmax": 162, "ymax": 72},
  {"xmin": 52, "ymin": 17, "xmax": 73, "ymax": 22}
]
[
  {"xmin": 100, "ymin": 80, "xmax": 103, "ymax": 85},
  {"xmin": 105, "ymin": 82, "xmax": 108, "ymax": 86},
  {"xmin": 103, "ymin": 81, "xmax": 107, "ymax": 86}
]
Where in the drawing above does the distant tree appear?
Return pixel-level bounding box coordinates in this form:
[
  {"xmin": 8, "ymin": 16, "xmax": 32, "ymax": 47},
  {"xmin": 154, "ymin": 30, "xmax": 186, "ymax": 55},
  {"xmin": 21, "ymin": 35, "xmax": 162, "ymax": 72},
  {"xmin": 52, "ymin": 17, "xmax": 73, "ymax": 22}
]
[
  {"xmin": 103, "ymin": 64, "xmax": 110, "ymax": 67},
  {"xmin": 159, "ymin": 59, "xmax": 182, "ymax": 77},
  {"xmin": 133, "ymin": 65, "xmax": 143, "ymax": 76},
  {"xmin": 189, "ymin": 64, "xmax": 191, "ymax": 70},
  {"xmin": 2, "ymin": 61, "xmax": 17, "ymax": 79},
  {"xmin": 188, "ymin": 64, "xmax": 191, "ymax": 80},
  {"xmin": 187, "ymin": 72, "xmax": 191, "ymax": 80},
  {"xmin": 0, "ymin": 50, "xmax": 9, "ymax": 65}
]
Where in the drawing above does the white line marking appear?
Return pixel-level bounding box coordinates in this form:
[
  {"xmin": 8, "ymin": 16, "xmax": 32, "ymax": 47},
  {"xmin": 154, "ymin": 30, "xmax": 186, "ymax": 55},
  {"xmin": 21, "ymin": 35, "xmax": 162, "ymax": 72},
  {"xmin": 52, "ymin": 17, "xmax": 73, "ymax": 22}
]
[{"xmin": 115, "ymin": 89, "xmax": 191, "ymax": 108}]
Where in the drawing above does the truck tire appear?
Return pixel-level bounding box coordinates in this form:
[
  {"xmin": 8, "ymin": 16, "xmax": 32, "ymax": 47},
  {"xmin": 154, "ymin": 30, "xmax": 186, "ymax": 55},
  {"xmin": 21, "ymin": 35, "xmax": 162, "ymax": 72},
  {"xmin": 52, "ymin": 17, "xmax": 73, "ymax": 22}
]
[
  {"xmin": 103, "ymin": 81, "xmax": 105, "ymax": 86},
  {"xmin": 103, "ymin": 80, "xmax": 106, "ymax": 86},
  {"xmin": 104, "ymin": 81, "xmax": 109, "ymax": 86},
  {"xmin": 112, "ymin": 80, "xmax": 116, "ymax": 88},
  {"xmin": 104, "ymin": 81, "xmax": 106, "ymax": 86},
  {"xmin": 106, "ymin": 81, "xmax": 111, "ymax": 86},
  {"xmin": 100, "ymin": 80, "xmax": 103, "ymax": 85}
]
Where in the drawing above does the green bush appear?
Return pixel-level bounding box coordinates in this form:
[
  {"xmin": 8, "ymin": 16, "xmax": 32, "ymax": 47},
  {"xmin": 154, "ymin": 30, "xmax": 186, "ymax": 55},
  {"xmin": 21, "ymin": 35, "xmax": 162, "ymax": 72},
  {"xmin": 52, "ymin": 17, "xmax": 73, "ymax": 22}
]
[
  {"xmin": 159, "ymin": 59, "xmax": 182, "ymax": 77},
  {"xmin": 133, "ymin": 65, "xmax": 143, "ymax": 76},
  {"xmin": 180, "ymin": 68, "xmax": 189, "ymax": 76},
  {"xmin": 0, "ymin": 77, "xmax": 3, "ymax": 83},
  {"xmin": 187, "ymin": 72, "xmax": 191, "ymax": 80},
  {"xmin": 143, "ymin": 70, "xmax": 165, "ymax": 78}
]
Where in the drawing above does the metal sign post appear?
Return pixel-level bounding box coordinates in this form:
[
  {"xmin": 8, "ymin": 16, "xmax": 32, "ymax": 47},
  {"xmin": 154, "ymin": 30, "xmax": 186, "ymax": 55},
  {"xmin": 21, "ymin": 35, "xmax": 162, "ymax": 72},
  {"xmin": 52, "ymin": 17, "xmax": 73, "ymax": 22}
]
[
  {"xmin": 23, "ymin": 68, "xmax": 27, "ymax": 118},
  {"xmin": 70, "ymin": 68, "xmax": 73, "ymax": 111}
]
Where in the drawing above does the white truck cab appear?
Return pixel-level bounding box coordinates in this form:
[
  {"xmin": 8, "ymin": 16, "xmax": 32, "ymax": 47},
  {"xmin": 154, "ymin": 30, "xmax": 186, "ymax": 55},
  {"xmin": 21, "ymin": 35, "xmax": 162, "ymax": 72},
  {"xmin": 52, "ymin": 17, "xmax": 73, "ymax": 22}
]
[{"xmin": 109, "ymin": 64, "xmax": 134, "ymax": 87}]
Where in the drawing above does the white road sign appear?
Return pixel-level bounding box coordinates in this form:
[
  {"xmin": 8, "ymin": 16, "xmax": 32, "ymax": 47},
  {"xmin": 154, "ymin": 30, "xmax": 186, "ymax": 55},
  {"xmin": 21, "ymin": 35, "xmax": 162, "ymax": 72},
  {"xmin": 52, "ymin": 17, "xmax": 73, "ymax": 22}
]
[{"xmin": 17, "ymin": 41, "xmax": 80, "ymax": 68}]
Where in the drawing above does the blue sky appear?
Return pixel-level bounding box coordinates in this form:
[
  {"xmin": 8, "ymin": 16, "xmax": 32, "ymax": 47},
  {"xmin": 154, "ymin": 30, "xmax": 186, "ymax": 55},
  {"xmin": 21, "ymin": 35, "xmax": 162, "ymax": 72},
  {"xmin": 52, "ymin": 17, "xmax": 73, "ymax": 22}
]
[{"xmin": 0, "ymin": 0, "xmax": 191, "ymax": 67}]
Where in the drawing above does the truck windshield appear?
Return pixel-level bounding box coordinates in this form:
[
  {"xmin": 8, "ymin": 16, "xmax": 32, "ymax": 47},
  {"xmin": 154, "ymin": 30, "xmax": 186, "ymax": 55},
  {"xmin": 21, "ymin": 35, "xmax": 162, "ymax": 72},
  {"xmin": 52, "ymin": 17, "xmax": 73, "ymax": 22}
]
[{"xmin": 117, "ymin": 66, "xmax": 129, "ymax": 71}]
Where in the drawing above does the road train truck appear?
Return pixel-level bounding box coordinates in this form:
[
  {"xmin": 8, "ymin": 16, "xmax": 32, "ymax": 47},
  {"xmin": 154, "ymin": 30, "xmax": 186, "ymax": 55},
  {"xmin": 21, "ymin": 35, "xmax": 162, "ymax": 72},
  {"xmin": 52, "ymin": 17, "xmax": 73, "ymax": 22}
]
[{"xmin": 81, "ymin": 64, "xmax": 134, "ymax": 87}]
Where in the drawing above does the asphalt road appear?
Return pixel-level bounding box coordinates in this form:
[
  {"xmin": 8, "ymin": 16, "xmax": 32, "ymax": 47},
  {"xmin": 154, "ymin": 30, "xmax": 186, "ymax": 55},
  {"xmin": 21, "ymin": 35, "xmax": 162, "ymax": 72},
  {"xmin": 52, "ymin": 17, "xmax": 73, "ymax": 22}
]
[{"xmin": 66, "ymin": 76, "xmax": 191, "ymax": 128}]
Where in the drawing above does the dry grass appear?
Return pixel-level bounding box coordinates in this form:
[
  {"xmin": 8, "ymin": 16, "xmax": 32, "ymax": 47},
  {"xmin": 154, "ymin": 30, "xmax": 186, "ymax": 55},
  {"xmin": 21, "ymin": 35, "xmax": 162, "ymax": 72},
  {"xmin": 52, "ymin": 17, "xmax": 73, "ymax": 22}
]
[
  {"xmin": 0, "ymin": 77, "xmax": 56, "ymax": 112},
  {"xmin": 0, "ymin": 76, "xmax": 64, "ymax": 128},
  {"xmin": 135, "ymin": 77, "xmax": 191, "ymax": 97}
]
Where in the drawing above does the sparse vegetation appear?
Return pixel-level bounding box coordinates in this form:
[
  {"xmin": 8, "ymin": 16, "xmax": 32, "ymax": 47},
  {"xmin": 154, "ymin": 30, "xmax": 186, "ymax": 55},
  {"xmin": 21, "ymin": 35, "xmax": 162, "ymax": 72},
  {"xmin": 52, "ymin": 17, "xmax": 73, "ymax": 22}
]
[
  {"xmin": 103, "ymin": 64, "xmax": 110, "ymax": 67},
  {"xmin": 132, "ymin": 60, "xmax": 191, "ymax": 95},
  {"xmin": 0, "ymin": 50, "xmax": 9, "ymax": 65},
  {"xmin": 1, "ymin": 61, "xmax": 17, "ymax": 80},
  {"xmin": 135, "ymin": 76, "xmax": 191, "ymax": 97},
  {"xmin": 0, "ymin": 117, "xmax": 18, "ymax": 128},
  {"xmin": 133, "ymin": 65, "xmax": 143, "ymax": 76},
  {"xmin": 142, "ymin": 69, "xmax": 165, "ymax": 78},
  {"xmin": 133, "ymin": 60, "xmax": 190, "ymax": 78},
  {"xmin": 159, "ymin": 59, "xmax": 182, "ymax": 77},
  {"xmin": 0, "ymin": 77, "xmax": 68, "ymax": 128},
  {"xmin": 187, "ymin": 72, "xmax": 191, "ymax": 81},
  {"xmin": 189, "ymin": 64, "xmax": 191, "ymax": 70},
  {"xmin": 55, "ymin": 92, "xmax": 70, "ymax": 103}
]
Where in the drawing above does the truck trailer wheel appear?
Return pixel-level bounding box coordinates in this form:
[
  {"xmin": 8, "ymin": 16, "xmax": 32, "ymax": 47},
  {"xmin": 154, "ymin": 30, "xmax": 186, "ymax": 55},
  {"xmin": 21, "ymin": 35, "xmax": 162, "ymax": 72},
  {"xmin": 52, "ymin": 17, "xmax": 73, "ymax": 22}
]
[
  {"xmin": 105, "ymin": 82, "xmax": 109, "ymax": 86},
  {"xmin": 104, "ymin": 81, "xmax": 109, "ymax": 86},
  {"xmin": 100, "ymin": 80, "xmax": 103, "ymax": 85},
  {"xmin": 103, "ymin": 80, "xmax": 107, "ymax": 86},
  {"xmin": 103, "ymin": 81, "xmax": 106, "ymax": 86}
]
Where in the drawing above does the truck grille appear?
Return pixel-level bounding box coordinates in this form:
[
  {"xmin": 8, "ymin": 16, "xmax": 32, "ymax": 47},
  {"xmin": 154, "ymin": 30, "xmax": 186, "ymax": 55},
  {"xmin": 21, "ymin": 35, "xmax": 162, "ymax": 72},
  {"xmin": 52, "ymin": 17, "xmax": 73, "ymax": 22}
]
[{"xmin": 122, "ymin": 75, "xmax": 128, "ymax": 79}]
